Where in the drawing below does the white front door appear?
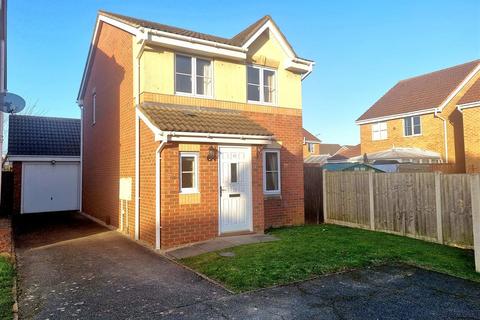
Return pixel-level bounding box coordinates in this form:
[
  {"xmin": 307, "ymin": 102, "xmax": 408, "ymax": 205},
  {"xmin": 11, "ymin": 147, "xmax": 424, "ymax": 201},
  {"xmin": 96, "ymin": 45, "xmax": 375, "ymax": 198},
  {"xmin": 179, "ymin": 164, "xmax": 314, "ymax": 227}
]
[{"xmin": 219, "ymin": 146, "xmax": 253, "ymax": 234}]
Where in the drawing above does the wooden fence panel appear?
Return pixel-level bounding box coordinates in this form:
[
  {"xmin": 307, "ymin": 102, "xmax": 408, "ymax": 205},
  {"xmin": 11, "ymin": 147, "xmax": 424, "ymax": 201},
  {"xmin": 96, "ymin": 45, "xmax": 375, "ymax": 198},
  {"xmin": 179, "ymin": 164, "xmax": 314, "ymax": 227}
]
[
  {"xmin": 441, "ymin": 174, "xmax": 473, "ymax": 246},
  {"xmin": 325, "ymin": 172, "xmax": 370, "ymax": 228},
  {"xmin": 319, "ymin": 171, "xmax": 476, "ymax": 248}
]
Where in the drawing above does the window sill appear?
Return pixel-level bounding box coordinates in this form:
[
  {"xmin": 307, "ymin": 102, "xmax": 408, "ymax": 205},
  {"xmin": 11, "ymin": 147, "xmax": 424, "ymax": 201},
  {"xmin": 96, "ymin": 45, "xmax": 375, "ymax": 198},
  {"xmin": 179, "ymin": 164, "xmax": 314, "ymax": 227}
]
[
  {"xmin": 179, "ymin": 191, "xmax": 199, "ymax": 195},
  {"xmin": 175, "ymin": 92, "xmax": 213, "ymax": 99},
  {"xmin": 264, "ymin": 193, "xmax": 282, "ymax": 200},
  {"xmin": 247, "ymin": 100, "xmax": 277, "ymax": 107}
]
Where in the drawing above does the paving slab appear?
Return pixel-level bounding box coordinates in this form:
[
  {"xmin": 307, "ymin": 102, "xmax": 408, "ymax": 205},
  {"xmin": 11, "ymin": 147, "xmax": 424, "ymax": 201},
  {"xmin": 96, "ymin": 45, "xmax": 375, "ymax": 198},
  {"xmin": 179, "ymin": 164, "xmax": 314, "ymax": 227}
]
[{"xmin": 166, "ymin": 234, "xmax": 278, "ymax": 259}]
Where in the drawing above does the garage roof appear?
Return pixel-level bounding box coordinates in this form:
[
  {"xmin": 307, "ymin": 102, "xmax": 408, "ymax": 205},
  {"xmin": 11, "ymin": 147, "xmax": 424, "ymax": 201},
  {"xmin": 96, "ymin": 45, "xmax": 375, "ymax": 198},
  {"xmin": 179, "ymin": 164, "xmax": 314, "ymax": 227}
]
[{"xmin": 8, "ymin": 115, "xmax": 80, "ymax": 157}]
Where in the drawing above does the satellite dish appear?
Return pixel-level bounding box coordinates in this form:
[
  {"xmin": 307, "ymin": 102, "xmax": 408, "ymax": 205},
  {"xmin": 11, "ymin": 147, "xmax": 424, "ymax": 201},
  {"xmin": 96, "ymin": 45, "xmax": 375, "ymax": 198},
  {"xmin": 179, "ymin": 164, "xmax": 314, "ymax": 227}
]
[{"xmin": 0, "ymin": 92, "xmax": 26, "ymax": 113}]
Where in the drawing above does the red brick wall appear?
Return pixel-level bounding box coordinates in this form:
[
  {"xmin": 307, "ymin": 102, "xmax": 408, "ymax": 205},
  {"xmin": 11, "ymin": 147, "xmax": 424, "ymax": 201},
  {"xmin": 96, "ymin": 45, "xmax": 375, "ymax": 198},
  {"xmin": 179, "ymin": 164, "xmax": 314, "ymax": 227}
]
[
  {"xmin": 138, "ymin": 120, "xmax": 158, "ymax": 246},
  {"xmin": 82, "ymin": 22, "xmax": 135, "ymax": 234},
  {"xmin": 245, "ymin": 112, "xmax": 305, "ymax": 228},
  {"xmin": 160, "ymin": 143, "xmax": 219, "ymax": 248},
  {"xmin": 12, "ymin": 162, "xmax": 21, "ymax": 213}
]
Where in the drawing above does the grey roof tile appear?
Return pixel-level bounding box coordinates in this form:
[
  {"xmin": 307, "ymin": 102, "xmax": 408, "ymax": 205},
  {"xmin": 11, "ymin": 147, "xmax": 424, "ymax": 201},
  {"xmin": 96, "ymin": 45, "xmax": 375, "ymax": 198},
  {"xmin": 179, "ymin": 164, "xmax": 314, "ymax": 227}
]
[{"xmin": 8, "ymin": 115, "xmax": 80, "ymax": 157}]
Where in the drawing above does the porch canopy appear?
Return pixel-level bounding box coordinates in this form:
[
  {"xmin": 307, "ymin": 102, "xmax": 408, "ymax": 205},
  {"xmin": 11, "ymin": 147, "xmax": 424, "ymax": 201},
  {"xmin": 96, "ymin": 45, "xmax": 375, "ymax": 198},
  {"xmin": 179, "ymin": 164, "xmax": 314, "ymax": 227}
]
[
  {"xmin": 138, "ymin": 102, "xmax": 274, "ymax": 145},
  {"xmin": 350, "ymin": 147, "xmax": 442, "ymax": 163}
]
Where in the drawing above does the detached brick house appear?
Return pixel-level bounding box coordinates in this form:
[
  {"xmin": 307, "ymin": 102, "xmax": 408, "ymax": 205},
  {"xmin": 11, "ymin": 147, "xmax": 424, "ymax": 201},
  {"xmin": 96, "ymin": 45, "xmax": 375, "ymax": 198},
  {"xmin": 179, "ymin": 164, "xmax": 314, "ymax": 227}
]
[
  {"xmin": 356, "ymin": 60, "xmax": 480, "ymax": 172},
  {"xmin": 77, "ymin": 11, "xmax": 314, "ymax": 249},
  {"xmin": 457, "ymin": 78, "xmax": 480, "ymax": 173}
]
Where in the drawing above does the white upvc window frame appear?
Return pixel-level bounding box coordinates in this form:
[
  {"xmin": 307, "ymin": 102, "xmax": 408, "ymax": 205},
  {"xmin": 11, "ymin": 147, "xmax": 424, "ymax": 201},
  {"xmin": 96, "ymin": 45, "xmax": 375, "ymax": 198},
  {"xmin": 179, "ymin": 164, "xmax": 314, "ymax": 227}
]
[
  {"xmin": 92, "ymin": 92, "xmax": 96, "ymax": 126},
  {"xmin": 307, "ymin": 143, "xmax": 315, "ymax": 153},
  {"xmin": 174, "ymin": 53, "xmax": 213, "ymax": 98},
  {"xmin": 247, "ymin": 65, "xmax": 277, "ymax": 106},
  {"xmin": 179, "ymin": 152, "xmax": 199, "ymax": 194},
  {"xmin": 263, "ymin": 149, "xmax": 281, "ymax": 195},
  {"xmin": 371, "ymin": 122, "xmax": 387, "ymax": 141},
  {"xmin": 403, "ymin": 115, "xmax": 422, "ymax": 137}
]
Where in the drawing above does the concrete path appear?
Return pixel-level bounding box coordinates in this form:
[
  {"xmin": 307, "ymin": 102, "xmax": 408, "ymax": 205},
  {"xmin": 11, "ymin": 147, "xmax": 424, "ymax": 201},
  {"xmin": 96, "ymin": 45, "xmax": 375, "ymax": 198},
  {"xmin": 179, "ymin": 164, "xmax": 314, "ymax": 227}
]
[
  {"xmin": 15, "ymin": 212, "xmax": 480, "ymax": 319},
  {"xmin": 166, "ymin": 234, "xmax": 278, "ymax": 259}
]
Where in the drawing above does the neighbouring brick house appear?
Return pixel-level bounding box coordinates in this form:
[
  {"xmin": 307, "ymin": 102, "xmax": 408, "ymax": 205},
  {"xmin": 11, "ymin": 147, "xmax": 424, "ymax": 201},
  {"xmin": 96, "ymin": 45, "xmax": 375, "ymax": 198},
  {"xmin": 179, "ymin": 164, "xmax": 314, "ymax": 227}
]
[
  {"xmin": 356, "ymin": 60, "xmax": 480, "ymax": 172},
  {"xmin": 457, "ymin": 78, "xmax": 480, "ymax": 173},
  {"xmin": 77, "ymin": 11, "xmax": 314, "ymax": 249}
]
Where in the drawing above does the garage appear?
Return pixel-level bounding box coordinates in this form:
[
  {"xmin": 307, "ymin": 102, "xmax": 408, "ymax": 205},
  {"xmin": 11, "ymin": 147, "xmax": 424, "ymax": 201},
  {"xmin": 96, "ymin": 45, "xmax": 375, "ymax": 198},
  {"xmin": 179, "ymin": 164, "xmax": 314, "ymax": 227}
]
[
  {"xmin": 22, "ymin": 162, "xmax": 80, "ymax": 213},
  {"xmin": 7, "ymin": 115, "xmax": 81, "ymax": 214}
]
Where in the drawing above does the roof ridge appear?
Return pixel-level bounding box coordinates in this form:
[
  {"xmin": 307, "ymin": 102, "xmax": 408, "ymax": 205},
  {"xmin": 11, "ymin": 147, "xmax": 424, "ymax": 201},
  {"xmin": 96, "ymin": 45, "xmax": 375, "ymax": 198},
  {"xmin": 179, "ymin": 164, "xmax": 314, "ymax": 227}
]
[
  {"xmin": 99, "ymin": 10, "xmax": 273, "ymax": 46},
  {"xmin": 398, "ymin": 59, "xmax": 480, "ymax": 83}
]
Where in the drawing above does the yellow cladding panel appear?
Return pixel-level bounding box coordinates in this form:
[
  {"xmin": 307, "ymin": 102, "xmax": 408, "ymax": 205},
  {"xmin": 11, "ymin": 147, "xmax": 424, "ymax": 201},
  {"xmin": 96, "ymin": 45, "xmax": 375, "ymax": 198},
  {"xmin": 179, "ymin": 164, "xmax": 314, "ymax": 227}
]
[
  {"xmin": 179, "ymin": 193, "xmax": 201, "ymax": 205},
  {"xmin": 178, "ymin": 144, "xmax": 200, "ymax": 152},
  {"xmin": 214, "ymin": 59, "xmax": 246, "ymax": 103},
  {"xmin": 140, "ymin": 48, "xmax": 174, "ymax": 95},
  {"xmin": 138, "ymin": 29, "xmax": 302, "ymax": 109}
]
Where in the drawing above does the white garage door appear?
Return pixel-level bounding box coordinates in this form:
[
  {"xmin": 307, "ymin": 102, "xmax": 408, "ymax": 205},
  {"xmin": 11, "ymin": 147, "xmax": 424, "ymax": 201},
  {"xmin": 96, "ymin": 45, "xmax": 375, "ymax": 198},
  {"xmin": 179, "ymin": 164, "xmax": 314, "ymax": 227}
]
[{"xmin": 22, "ymin": 162, "xmax": 80, "ymax": 214}]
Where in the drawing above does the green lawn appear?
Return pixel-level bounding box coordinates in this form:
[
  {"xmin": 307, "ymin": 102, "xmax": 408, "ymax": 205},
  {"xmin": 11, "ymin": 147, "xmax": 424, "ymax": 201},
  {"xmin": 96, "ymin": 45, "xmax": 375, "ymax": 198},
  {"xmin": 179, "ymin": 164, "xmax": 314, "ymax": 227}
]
[
  {"xmin": 0, "ymin": 256, "xmax": 14, "ymax": 320},
  {"xmin": 182, "ymin": 224, "xmax": 480, "ymax": 292}
]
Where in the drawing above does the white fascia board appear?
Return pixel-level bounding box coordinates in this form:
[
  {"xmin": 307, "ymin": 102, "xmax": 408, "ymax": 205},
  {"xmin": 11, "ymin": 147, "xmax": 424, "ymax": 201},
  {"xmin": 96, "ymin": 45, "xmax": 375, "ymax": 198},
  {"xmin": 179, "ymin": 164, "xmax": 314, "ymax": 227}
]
[
  {"xmin": 437, "ymin": 63, "xmax": 480, "ymax": 112},
  {"xmin": 136, "ymin": 108, "xmax": 162, "ymax": 136},
  {"xmin": 242, "ymin": 20, "xmax": 314, "ymax": 73},
  {"xmin": 243, "ymin": 21, "xmax": 294, "ymax": 58},
  {"xmin": 284, "ymin": 59, "xmax": 311, "ymax": 73},
  {"xmin": 147, "ymin": 33, "xmax": 246, "ymax": 61},
  {"xmin": 355, "ymin": 108, "xmax": 437, "ymax": 125},
  {"xmin": 457, "ymin": 100, "xmax": 480, "ymax": 110},
  {"xmin": 305, "ymin": 140, "xmax": 320, "ymax": 144},
  {"xmin": 7, "ymin": 156, "xmax": 81, "ymax": 162},
  {"xmin": 167, "ymin": 136, "xmax": 272, "ymax": 145},
  {"xmin": 160, "ymin": 131, "xmax": 273, "ymax": 145}
]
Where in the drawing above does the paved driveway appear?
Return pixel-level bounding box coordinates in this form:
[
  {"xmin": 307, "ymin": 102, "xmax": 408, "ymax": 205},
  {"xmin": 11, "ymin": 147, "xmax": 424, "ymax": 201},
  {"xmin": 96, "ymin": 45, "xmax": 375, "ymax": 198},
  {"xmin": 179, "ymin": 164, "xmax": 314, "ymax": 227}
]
[
  {"xmin": 15, "ymin": 212, "xmax": 229, "ymax": 319},
  {"xmin": 15, "ymin": 212, "xmax": 480, "ymax": 319}
]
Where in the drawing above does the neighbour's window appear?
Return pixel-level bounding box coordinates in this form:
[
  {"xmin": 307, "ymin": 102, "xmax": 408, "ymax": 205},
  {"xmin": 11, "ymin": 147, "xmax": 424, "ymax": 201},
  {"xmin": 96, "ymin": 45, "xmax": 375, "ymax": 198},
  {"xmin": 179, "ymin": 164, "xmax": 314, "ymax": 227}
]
[
  {"xmin": 263, "ymin": 150, "xmax": 281, "ymax": 194},
  {"xmin": 308, "ymin": 143, "xmax": 315, "ymax": 153},
  {"xmin": 180, "ymin": 152, "xmax": 199, "ymax": 193},
  {"xmin": 404, "ymin": 116, "xmax": 421, "ymax": 136},
  {"xmin": 175, "ymin": 54, "xmax": 212, "ymax": 97},
  {"xmin": 372, "ymin": 122, "xmax": 387, "ymax": 140},
  {"xmin": 92, "ymin": 92, "xmax": 96, "ymax": 125},
  {"xmin": 247, "ymin": 65, "xmax": 276, "ymax": 104}
]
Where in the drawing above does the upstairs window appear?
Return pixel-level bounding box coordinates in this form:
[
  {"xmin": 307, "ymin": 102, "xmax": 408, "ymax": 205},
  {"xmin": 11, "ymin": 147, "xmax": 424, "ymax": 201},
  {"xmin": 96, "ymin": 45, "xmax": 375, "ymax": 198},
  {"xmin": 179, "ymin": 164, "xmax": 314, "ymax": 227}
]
[
  {"xmin": 175, "ymin": 54, "xmax": 212, "ymax": 97},
  {"xmin": 404, "ymin": 116, "xmax": 421, "ymax": 136},
  {"xmin": 263, "ymin": 150, "xmax": 281, "ymax": 194},
  {"xmin": 247, "ymin": 65, "xmax": 276, "ymax": 104},
  {"xmin": 372, "ymin": 122, "xmax": 387, "ymax": 140}
]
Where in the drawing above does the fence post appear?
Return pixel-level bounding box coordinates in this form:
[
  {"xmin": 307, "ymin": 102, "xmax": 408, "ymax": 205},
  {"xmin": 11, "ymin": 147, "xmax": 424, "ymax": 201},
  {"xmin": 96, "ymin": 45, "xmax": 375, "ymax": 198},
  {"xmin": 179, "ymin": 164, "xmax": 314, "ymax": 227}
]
[
  {"xmin": 434, "ymin": 172, "xmax": 443, "ymax": 244},
  {"xmin": 368, "ymin": 171, "xmax": 375, "ymax": 230},
  {"xmin": 470, "ymin": 174, "xmax": 480, "ymax": 273},
  {"xmin": 322, "ymin": 169, "xmax": 327, "ymax": 223}
]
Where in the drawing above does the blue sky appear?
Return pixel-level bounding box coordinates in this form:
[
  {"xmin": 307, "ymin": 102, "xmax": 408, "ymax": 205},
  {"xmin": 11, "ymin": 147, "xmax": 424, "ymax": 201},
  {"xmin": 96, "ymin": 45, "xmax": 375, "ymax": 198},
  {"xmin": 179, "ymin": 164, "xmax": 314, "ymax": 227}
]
[{"xmin": 7, "ymin": 0, "xmax": 480, "ymax": 145}]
